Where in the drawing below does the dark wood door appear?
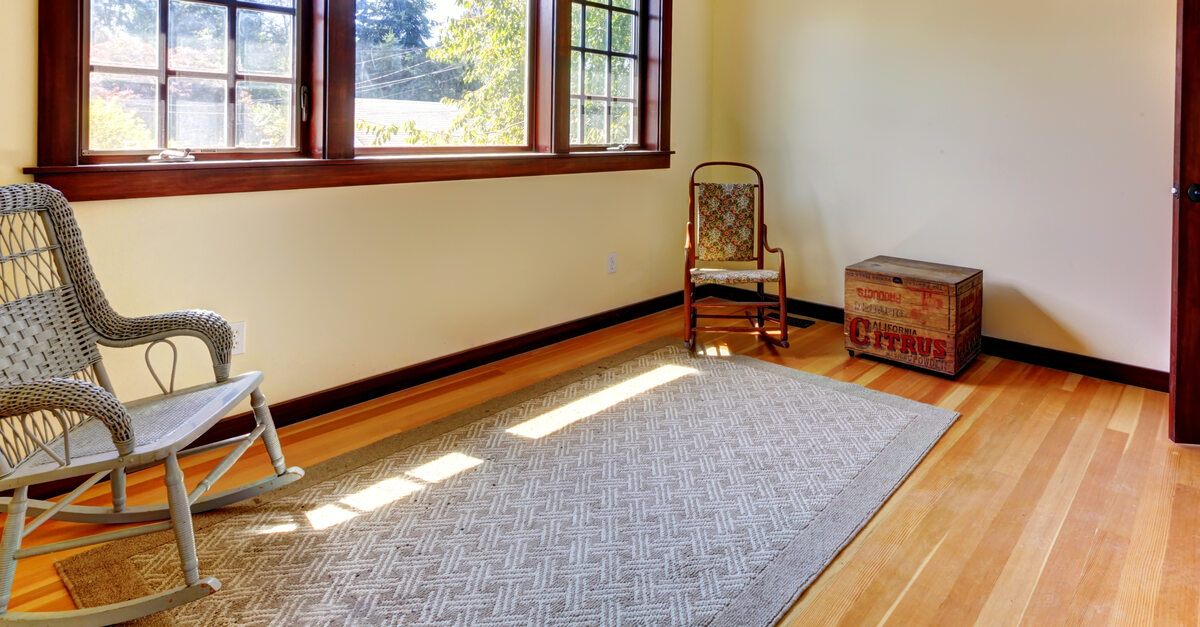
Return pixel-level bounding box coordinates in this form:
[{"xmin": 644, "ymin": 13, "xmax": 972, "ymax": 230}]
[{"xmin": 1174, "ymin": 0, "xmax": 1200, "ymax": 443}]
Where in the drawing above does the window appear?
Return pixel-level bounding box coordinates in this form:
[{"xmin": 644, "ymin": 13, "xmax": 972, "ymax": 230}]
[
  {"xmin": 569, "ymin": 0, "xmax": 639, "ymax": 146},
  {"xmin": 354, "ymin": 0, "xmax": 530, "ymax": 149},
  {"xmin": 30, "ymin": 0, "xmax": 673, "ymax": 200},
  {"xmin": 86, "ymin": 0, "xmax": 301, "ymax": 156}
]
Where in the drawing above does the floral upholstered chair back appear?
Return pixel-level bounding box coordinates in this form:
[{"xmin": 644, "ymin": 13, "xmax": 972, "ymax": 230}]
[{"xmin": 694, "ymin": 183, "xmax": 759, "ymax": 262}]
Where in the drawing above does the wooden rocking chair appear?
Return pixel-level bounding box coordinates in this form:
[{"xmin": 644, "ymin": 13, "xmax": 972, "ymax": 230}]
[
  {"xmin": 684, "ymin": 162, "xmax": 790, "ymax": 350},
  {"xmin": 0, "ymin": 184, "xmax": 303, "ymax": 625}
]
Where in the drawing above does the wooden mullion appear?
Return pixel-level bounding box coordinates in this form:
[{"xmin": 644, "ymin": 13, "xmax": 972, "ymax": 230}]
[
  {"xmin": 39, "ymin": 0, "xmax": 83, "ymax": 166},
  {"xmin": 576, "ymin": 0, "xmax": 636, "ymax": 15},
  {"xmin": 158, "ymin": 0, "xmax": 169, "ymax": 149},
  {"xmin": 89, "ymin": 65, "xmax": 161, "ymax": 77},
  {"xmin": 227, "ymin": 0, "xmax": 238, "ymax": 148},
  {"xmin": 534, "ymin": 0, "xmax": 570, "ymax": 152},
  {"xmin": 306, "ymin": 0, "xmax": 326, "ymax": 157},
  {"xmin": 321, "ymin": 0, "xmax": 355, "ymax": 159},
  {"xmin": 642, "ymin": 0, "xmax": 669, "ymax": 152}
]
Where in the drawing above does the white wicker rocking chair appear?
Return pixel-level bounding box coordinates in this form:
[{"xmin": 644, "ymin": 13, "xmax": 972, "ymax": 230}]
[{"xmin": 0, "ymin": 184, "xmax": 303, "ymax": 625}]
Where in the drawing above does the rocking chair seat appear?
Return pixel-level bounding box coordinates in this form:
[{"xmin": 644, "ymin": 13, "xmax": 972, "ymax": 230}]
[
  {"xmin": 4, "ymin": 371, "xmax": 263, "ymax": 487},
  {"xmin": 689, "ymin": 267, "xmax": 781, "ymax": 286}
]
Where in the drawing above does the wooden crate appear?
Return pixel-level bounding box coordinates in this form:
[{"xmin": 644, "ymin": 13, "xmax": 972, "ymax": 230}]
[{"xmin": 844, "ymin": 256, "xmax": 983, "ymax": 376}]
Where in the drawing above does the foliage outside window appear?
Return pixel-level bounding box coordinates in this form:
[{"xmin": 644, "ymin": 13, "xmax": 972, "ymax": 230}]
[
  {"xmin": 87, "ymin": 0, "xmax": 300, "ymax": 153},
  {"xmin": 354, "ymin": 0, "xmax": 529, "ymax": 148}
]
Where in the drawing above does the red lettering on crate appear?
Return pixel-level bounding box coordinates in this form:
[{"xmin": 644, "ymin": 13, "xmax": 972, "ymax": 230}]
[
  {"xmin": 856, "ymin": 288, "xmax": 902, "ymax": 304},
  {"xmin": 848, "ymin": 317, "xmax": 951, "ymax": 360}
]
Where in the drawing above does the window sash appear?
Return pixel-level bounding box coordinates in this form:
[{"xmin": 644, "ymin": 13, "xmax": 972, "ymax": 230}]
[
  {"xmin": 351, "ymin": 0, "xmax": 536, "ymax": 153},
  {"xmin": 82, "ymin": 0, "xmax": 303, "ymax": 157},
  {"xmin": 568, "ymin": 0, "xmax": 642, "ymax": 147}
]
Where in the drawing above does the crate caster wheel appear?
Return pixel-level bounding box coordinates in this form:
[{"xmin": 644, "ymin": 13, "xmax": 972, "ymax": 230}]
[{"xmin": 847, "ymin": 350, "xmax": 856, "ymax": 357}]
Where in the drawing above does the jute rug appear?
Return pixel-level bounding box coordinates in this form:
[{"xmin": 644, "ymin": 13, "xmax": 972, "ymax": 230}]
[{"xmin": 57, "ymin": 338, "xmax": 959, "ymax": 626}]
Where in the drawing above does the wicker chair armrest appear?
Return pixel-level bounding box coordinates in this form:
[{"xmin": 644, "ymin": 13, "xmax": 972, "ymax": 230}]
[
  {"xmin": 97, "ymin": 310, "xmax": 234, "ymax": 382},
  {"xmin": 0, "ymin": 379, "xmax": 133, "ymax": 456}
]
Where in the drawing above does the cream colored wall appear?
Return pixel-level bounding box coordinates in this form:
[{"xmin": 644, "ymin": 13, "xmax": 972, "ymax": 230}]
[
  {"xmin": 0, "ymin": 0, "xmax": 712, "ymax": 403},
  {"xmin": 710, "ymin": 0, "xmax": 1176, "ymax": 370}
]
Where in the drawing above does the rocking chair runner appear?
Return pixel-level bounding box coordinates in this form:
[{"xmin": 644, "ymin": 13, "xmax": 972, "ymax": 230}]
[
  {"xmin": 684, "ymin": 162, "xmax": 790, "ymax": 350},
  {"xmin": 0, "ymin": 184, "xmax": 303, "ymax": 625}
]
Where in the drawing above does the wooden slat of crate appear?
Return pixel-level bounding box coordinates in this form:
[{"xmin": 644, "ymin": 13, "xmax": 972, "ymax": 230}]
[{"xmin": 845, "ymin": 271, "xmax": 953, "ymax": 332}]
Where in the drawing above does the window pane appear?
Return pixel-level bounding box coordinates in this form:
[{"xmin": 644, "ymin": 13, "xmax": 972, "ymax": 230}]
[
  {"xmin": 611, "ymin": 101, "xmax": 634, "ymax": 144},
  {"xmin": 168, "ymin": 77, "xmax": 227, "ymax": 148},
  {"xmin": 88, "ymin": 73, "xmax": 158, "ymax": 151},
  {"xmin": 354, "ymin": 0, "xmax": 529, "ymax": 147},
  {"xmin": 612, "ymin": 0, "xmax": 635, "ymax": 8},
  {"xmin": 570, "ymin": 98, "xmax": 581, "ymax": 144},
  {"xmin": 90, "ymin": 0, "xmax": 158, "ymax": 69},
  {"xmin": 251, "ymin": 0, "xmax": 293, "ymax": 6},
  {"xmin": 237, "ymin": 82, "xmax": 293, "ymax": 147},
  {"xmin": 584, "ymin": 53, "xmax": 607, "ymax": 96},
  {"xmin": 571, "ymin": 50, "xmax": 582, "ymax": 95},
  {"xmin": 168, "ymin": 0, "xmax": 227, "ymax": 73},
  {"xmin": 611, "ymin": 56, "xmax": 634, "ymax": 99},
  {"xmin": 584, "ymin": 6, "xmax": 608, "ymax": 50},
  {"xmin": 571, "ymin": 3, "xmax": 582, "ymax": 47},
  {"xmin": 237, "ymin": 9, "xmax": 294, "ymax": 77},
  {"xmin": 611, "ymin": 11, "xmax": 634, "ymax": 54},
  {"xmin": 583, "ymin": 100, "xmax": 607, "ymax": 145}
]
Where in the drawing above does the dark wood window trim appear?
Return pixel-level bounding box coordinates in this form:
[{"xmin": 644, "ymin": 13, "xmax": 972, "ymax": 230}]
[{"xmin": 28, "ymin": 0, "xmax": 673, "ymax": 201}]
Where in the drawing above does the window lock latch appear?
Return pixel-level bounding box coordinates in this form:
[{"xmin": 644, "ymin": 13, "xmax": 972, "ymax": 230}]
[{"xmin": 301, "ymin": 86, "xmax": 310, "ymax": 123}]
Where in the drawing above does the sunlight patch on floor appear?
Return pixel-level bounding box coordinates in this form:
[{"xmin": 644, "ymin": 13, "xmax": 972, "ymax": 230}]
[
  {"xmin": 254, "ymin": 522, "xmax": 299, "ymax": 535},
  {"xmin": 406, "ymin": 453, "xmax": 485, "ymax": 483},
  {"xmin": 306, "ymin": 504, "xmax": 359, "ymax": 531},
  {"xmin": 506, "ymin": 364, "xmax": 697, "ymax": 439},
  {"xmin": 342, "ymin": 477, "xmax": 425, "ymax": 512}
]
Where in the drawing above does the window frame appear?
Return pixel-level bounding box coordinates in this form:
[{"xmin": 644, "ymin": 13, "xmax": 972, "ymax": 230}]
[
  {"xmin": 81, "ymin": 0, "xmax": 309, "ymax": 161},
  {"xmin": 28, "ymin": 0, "xmax": 672, "ymax": 201},
  {"xmin": 568, "ymin": 0, "xmax": 643, "ymax": 149}
]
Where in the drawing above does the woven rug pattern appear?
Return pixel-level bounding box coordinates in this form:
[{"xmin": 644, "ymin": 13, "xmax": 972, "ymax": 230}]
[{"xmin": 58, "ymin": 339, "xmax": 958, "ymax": 625}]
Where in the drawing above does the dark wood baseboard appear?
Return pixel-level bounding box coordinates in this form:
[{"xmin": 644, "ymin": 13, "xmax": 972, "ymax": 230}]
[{"xmin": 705, "ymin": 284, "xmax": 1170, "ymax": 393}]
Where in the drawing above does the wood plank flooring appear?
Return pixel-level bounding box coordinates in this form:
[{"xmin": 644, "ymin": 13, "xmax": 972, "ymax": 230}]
[{"xmin": 7, "ymin": 304, "xmax": 1200, "ymax": 625}]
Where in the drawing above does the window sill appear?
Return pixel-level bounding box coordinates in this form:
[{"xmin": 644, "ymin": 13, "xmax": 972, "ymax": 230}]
[{"xmin": 24, "ymin": 150, "xmax": 673, "ymax": 201}]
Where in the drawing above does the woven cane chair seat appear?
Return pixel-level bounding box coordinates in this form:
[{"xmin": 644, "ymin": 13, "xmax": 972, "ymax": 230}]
[
  {"xmin": 9, "ymin": 372, "xmax": 262, "ymax": 482},
  {"xmin": 689, "ymin": 268, "xmax": 781, "ymax": 286}
]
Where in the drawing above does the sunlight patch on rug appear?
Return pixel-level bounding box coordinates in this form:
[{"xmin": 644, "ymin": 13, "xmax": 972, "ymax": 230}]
[{"xmin": 506, "ymin": 363, "xmax": 697, "ymax": 439}]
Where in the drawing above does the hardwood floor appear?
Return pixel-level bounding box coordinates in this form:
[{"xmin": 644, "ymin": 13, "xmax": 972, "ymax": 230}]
[{"xmin": 7, "ymin": 304, "xmax": 1200, "ymax": 625}]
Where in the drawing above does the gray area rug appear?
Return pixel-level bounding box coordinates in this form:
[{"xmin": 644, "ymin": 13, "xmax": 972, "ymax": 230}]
[{"xmin": 57, "ymin": 338, "xmax": 959, "ymax": 626}]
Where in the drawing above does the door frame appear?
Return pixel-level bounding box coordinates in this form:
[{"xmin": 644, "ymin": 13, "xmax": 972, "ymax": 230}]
[{"xmin": 1173, "ymin": 0, "xmax": 1200, "ymax": 443}]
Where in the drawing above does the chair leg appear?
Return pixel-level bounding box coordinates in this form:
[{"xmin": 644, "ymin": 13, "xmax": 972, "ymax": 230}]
[
  {"xmin": 164, "ymin": 453, "xmax": 200, "ymax": 586},
  {"xmin": 251, "ymin": 388, "xmax": 288, "ymax": 476},
  {"xmin": 112, "ymin": 467, "xmax": 127, "ymax": 513},
  {"xmin": 683, "ymin": 281, "xmax": 696, "ymax": 350},
  {"xmin": 756, "ymin": 283, "xmax": 766, "ymax": 329},
  {"xmin": 777, "ymin": 282, "xmax": 790, "ymax": 348},
  {"xmin": 0, "ymin": 487, "xmax": 27, "ymax": 613}
]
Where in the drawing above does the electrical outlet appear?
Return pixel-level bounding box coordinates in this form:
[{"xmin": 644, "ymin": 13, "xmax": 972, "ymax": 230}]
[
  {"xmin": 607, "ymin": 253, "xmax": 618, "ymax": 274},
  {"xmin": 231, "ymin": 321, "xmax": 247, "ymax": 355}
]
